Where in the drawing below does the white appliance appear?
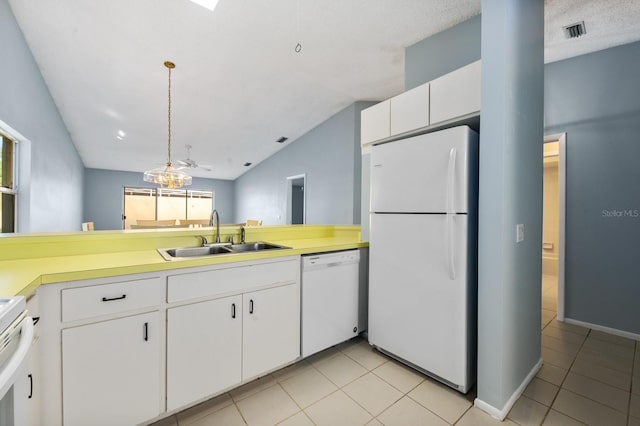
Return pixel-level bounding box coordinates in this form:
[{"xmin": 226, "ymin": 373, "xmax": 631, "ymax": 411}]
[
  {"xmin": 368, "ymin": 125, "xmax": 478, "ymax": 393},
  {"xmin": 0, "ymin": 296, "xmax": 35, "ymax": 425},
  {"xmin": 301, "ymin": 250, "xmax": 360, "ymax": 357}
]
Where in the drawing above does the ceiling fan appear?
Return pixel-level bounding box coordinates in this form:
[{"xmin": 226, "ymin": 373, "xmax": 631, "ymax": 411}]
[{"xmin": 175, "ymin": 145, "xmax": 212, "ymax": 171}]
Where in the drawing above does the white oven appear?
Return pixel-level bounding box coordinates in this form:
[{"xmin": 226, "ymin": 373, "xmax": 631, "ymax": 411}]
[{"xmin": 0, "ymin": 296, "xmax": 34, "ymax": 426}]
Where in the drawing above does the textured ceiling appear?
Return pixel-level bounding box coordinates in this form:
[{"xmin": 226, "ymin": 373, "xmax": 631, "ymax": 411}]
[
  {"xmin": 544, "ymin": 0, "xmax": 640, "ymax": 63},
  {"xmin": 7, "ymin": 0, "xmax": 640, "ymax": 180}
]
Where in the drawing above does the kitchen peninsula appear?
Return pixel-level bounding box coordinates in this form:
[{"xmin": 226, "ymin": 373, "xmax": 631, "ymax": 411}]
[{"xmin": 0, "ymin": 225, "xmax": 367, "ymax": 426}]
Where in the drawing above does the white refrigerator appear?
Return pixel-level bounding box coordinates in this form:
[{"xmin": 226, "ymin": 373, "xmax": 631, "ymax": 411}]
[{"xmin": 368, "ymin": 125, "xmax": 478, "ymax": 393}]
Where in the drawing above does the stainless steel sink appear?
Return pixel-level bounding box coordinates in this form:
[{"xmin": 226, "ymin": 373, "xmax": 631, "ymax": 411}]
[
  {"xmin": 163, "ymin": 245, "xmax": 232, "ymax": 259},
  {"xmin": 228, "ymin": 242, "xmax": 288, "ymax": 252},
  {"xmin": 158, "ymin": 241, "xmax": 289, "ymax": 260}
]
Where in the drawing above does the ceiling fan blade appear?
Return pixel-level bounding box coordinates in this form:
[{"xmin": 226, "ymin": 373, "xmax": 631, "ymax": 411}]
[
  {"xmin": 199, "ymin": 165, "xmax": 212, "ymax": 171},
  {"xmin": 175, "ymin": 159, "xmax": 189, "ymax": 167}
]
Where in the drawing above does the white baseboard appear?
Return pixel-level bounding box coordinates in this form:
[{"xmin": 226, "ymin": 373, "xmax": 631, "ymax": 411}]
[
  {"xmin": 474, "ymin": 357, "xmax": 543, "ymax": 420},
  {"xmin": 564, "ymin": 318, "xmax": 640, "ymax": 341}
]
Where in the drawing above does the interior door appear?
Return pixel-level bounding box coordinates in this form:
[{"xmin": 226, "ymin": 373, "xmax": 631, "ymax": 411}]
[
  {"xmin": 370, "ymin": 126, "xmax": 475, "ymax": 214},
  {"xmin": 369, "ymin": 213, "xmax": 470, "ymax": 387}
]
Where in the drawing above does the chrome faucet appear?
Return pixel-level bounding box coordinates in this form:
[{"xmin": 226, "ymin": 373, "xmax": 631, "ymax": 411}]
[
  {"xmin": 210, "ymin": 209, "xmax": 220, "ymax": 243},
  {"xmin": 198, "ymin": 235, "xmax": 208, "ymax": 247}
]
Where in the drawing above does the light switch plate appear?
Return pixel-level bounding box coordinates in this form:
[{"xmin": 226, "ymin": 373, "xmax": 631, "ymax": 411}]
[{"xmin": 516, "ymin": 224, "xmax": 525, "ymax": 243}]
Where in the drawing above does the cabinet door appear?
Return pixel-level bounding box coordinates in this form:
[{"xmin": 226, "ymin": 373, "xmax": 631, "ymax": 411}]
[
  {"xmin": 243, "ymin": 284, "xmax": 300, "ymax": 379},
  {"xmin": 430, "ymin": 60, "xmax": 481, "ymax": 124},
  {"xmin": 62, "ymin": 312, "xmax": 161, "ymax": 426},
  {"xmin": 390, "ymin": 83, "xmax": 430, "ymax": 136},
  {"xmin": 167, "ymin": 295, "xmax": 242, "ymax": 411},
  {"xmin": 361, "ymin": 100, "xmax": 390, "ymax": 145},
  {"xmin": 23, "ymin": 338, "xmax": 40, "ymax": 426},
  {"xmin": 25, "ymin": 295, "xmax": 41, "ymax": 426}
]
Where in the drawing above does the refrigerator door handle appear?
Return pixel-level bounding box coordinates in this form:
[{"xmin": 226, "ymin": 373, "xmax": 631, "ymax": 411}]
[
  {"xmin": 446, "ymin": 148, "xmax": 457, "ymax": 214},
  {"xmin": 446, "ymin": 147, "xmax": 457, "ymax": 280},
  {"xmin": 446, "ymin": 214, "xmax": 456, "ymax": 280}
]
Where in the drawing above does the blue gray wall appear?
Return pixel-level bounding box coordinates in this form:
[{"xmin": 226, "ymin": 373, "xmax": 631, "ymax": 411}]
[
  {"xmin": 234, "ymin": 102, "xmax": 373, "ymax": 225},
  {"xmin": 545, "ymin": 41, "xmax": 640, "ymax": 335},
  {"xmin": 1, "ymin": 0, "xmax": 84, "ymax": 233},
  {"xmin": 404, "ymin": 15, "xmax": 481, "ymax": 91},
  {"xmin": 477, "ymin": 1, "xmax": 544, "ymax": 413},
  {"xmin": 84, "ymin": 168, "xmax": 234, "ymax": 230}
]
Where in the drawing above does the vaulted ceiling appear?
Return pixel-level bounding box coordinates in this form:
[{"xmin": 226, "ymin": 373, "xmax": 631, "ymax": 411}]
[{"xmin": 8, "ymin": 0, "xmax": 640, "ymax": 179}]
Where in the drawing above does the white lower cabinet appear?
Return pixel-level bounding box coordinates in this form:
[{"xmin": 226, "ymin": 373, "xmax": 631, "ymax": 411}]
[
  {"xmin": 19, "ymin": 294, "xmax": 41, "ymax": 426},
  {"xmin": 62, "ymin": 311, "xmax": 161, "ymax": 426},
  {"xmin": 167, "ymin": 295, "xmax": 242, "ymax": 411},
  {"xmin": 242, "ymin": 283, "xmax": 300, "ymax": 379},
  {"xmin": 166, "ymin": 282, "xmax": 300, "ymax": 411},
  {"xmin": 37, "ymin": 257, "xmax": 301, "ymax": 425},
  {"xmin": 26, "ymin": 338, "xmax": 40, "ymax": 426}
]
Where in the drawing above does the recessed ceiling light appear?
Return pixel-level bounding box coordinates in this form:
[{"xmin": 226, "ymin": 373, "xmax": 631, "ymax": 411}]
[
  {"xmin": 188, "ymin": 0, "xmax": 219, "ymax": 11},
  {"xmin": 243, "ymin": 162, "xmax": 252, "ymax": 167},
  {"xmin": 116, "ymin": 135, "xmax": 124, "ymax": 141},
  {"xmin": 117, "ymin": 130, "xmax": 126, "ymax": 138},
  {"xmin": 276, "ymin": 136, "xmax": 288, "ymax": 143}
]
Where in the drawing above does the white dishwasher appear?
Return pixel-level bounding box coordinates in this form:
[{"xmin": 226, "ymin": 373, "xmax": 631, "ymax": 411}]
[{"xmin": 301, "ymin": 250, "xmax": 360, "ymax": 357}]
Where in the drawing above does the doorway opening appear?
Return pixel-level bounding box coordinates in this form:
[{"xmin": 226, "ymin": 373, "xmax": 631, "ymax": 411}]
[
  {"xmin": 286, "ymin": 174, "xmax": 306, "ymax": 225},
  {"xmin": 542, "ymin": 133, "xmax": 566, "ymax": 324}
]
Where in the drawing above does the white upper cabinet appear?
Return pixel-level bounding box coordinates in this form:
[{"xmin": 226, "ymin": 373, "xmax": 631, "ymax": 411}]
[
  {"xmin": 361, "ymin": 100, "xmax": 390, "ymax": 145},
  {"xmin": 429, "ymin": 60, "xmax": 481, "ymax": 125},
  {"xmin": 390, "ymin": 83, "xmax": 430, "ymax": 136},
  {"xmin": 361, "ymin": 60, "xmax": 481, "ymax": 146}
]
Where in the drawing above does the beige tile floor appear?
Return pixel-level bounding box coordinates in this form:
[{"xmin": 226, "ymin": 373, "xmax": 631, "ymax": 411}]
[{"xmin": 152, "ymin": 274, "xmax": 639, "ymax": 425}]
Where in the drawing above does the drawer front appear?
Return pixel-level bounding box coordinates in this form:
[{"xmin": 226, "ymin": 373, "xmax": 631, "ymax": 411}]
[
  {"xmin": 62, "ymin": 277, "xmax": 163, "ymax": 322},
  {"xmin": 168, "ymin": 259, "xmax": 298, "ymax": 303}
]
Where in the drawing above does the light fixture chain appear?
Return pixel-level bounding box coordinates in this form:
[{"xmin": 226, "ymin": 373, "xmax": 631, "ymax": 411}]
[{"xmin": 167, "ymin": 65, "xmax": 172, "ymax": 165}]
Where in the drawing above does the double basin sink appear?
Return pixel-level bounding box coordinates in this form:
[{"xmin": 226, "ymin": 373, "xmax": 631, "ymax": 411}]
[{"xmin": 158, "ymin": 242, "xmax": 290, "ymax": 261}]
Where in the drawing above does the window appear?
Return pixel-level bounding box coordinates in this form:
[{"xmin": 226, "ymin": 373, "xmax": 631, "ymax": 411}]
[
  {"xmin": 123, "ymin": 187, "xmax": 213, "ymax": 229},
  {"xmin": 0, "ymin": 133, "xmax": 17, "ymax": 233}
]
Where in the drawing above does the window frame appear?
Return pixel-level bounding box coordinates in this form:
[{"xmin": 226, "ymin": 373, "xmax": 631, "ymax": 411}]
[
  {"xmin": 122, "ymin": 186, "xmax": 214, "ymax": 229},
  {"xmin": 0, "ymin": 128, "xmax": 19, "ymax": 233}
]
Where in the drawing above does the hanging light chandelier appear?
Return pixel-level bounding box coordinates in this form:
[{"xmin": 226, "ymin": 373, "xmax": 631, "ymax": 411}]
[{"xmin": 143, "ymin": 61, "xmax": 192, "ymax": 189}]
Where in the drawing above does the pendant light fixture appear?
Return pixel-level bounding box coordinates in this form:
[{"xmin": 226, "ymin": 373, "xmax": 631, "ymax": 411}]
[{"xmin": 143, "ymin": 61, "xmax": 192, "ymax": 189}]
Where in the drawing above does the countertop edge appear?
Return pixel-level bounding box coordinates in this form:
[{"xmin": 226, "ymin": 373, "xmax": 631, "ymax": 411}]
[{"xmin": 7, "ymin": 240, "xmax": 369, "ymax": 297}]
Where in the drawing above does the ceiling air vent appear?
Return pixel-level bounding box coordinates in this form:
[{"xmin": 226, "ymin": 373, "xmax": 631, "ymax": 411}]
[
  {"xmin": 563, "ymin": 21, "xmax": 586, "ymax": 39},
  {"xmin": 276, "ymin": 136, "xmax": 288, "ymax": 143}
]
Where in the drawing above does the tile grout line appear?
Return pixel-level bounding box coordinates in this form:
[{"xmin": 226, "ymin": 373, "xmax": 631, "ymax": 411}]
[
  {"xmin": 330, "ymin": 343, "xmax": 399, "ymax": 424},
  {"xmin": 628, "ymin": 340, "xmax": 637, "ymax": 426},
  {"xmin": 231, "ymin": 391, "xmax": 249, "ymax": 426},
  {"xmin": 537, "ymin": 315, "xmax": 591, "ymax": 425},
  {"xmin": 540, "ymin": 324, "xmax": 637, "ymax": 423},
  {"xmin": 336, "ymin": 338, "xmax": 457, "ymax": 425}
]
